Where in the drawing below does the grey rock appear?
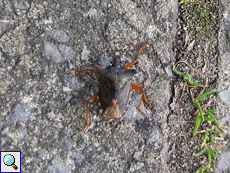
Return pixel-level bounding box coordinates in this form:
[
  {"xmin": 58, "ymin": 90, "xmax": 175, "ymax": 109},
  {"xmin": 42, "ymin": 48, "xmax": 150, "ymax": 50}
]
[
  {"xmin": 44, "ymin": 42, "xmax": 75, "ymax": 63},
  {"xmin": 165, "ymin": 65, "xmax": 173, "ymax": 77},
  {"xmin": 44, "ymin": 41, "xmax": 62, "ymax": 63},
  {"xmin": 147, "ymin": 128, "xmax": 161, "ymax": 144},
  {"xmin": 0, "ymin": 21, "xmax": 10, "ymax": 35},
  {"xmin": 4, "ymin": 0, "xmax": 230, "ymax": 172},
  {"xmin": 63, "ymin": 75, "xmax": 85, "ymax": 91},
  {"xmin": 217, "ymin": 0, "xmax": 230, "ymax": 140},
  {"xmin": 133, "ymin": 145, "xmax": 145, "ymax": 161},
  {"xmin": 11, "ymin": 103, "xmax": 33, "ymax": 122},
  {"xmin": 80, "ymin": 44, "xmax": 89, "ymax": 61},
  {"xmin": 37, "ymin": 149, "xmax": 48, "ymax": 161},
  {"xmin": 219, "ymin": 89, "xmax": 230, "ymax": 105},
  {"xmin": 0, "ymin": 51, "xmax": 3, "ymax": 61},
  {"xmin": 98, "ymin": 54, "xmax": 112, "ymax": 67},
  {"xmin": 58, "ymin": 44, "xmax": 76, "ymax": 61},
  {"xmin": 60, "ymin": 137, "xmax": 74, "ymax": 151},
  {"xmin": 217, "ymin": 151, "xmax": 230, "ymax": 171},
  {"xmin": 71, "ymin": 152, "xmax": 85, "ymax": 163},
  {"xmin": 14, "ymin": 2, "xmax": 29, "ymax": 10},
  {"xmin": 48, "ymin": 30, "xmax": 70, "ymax": 43},
  {"xmin": 123, "ymin": 94, "xmax": 148, "ymax": 122},
  {"xmin": 52, "ymin": 158, "xmax": 71, "ymax": 173}
]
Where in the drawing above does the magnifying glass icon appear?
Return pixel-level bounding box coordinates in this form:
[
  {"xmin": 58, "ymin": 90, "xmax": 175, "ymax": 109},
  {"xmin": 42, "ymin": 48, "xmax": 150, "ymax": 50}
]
[{"xmin": 3, "ymin": 154, "xmax": 18, "ymax": 170}]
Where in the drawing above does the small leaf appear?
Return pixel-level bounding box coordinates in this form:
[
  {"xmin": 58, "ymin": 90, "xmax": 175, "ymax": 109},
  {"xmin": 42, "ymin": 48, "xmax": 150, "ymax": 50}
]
[
  {"xmin": 206, "ymin": 148, "xmax": 221, "ymax": 153},
  {"xmin": 193, "ymin": 113, "xmax": 201, "ymax": 135},
  {"xmin": 195, "ymin": 89, "xmax": 217, "ymax": 101},
  {"xmin": 194, "ymin": 100, "xmax": 204, "ymax": 121},
  {"xmin": 194, "ymin": 147, "xmax": 206, "ymax": 156},
  {"xmin": 189, "ymin": 81, "xmax": 204, "ymax": 87},
  {"xmin": 203, "ymin": 116, "xmax": 214, "ymax": 121},
  {"xmin": 172, "ymin": 66, "xmax": 204, "ymax": 87},
  {"xmin": 208, "ymin": 130, "xmax": 225, "ymax": 135},
  {"xmin": 205, "ymin": 109, "xmax": 217, "ymax": 113},
  {"xmin": 210, "ymin": 152, "xmax": 217, "ymax": 158},
  {"xmin": 205, "ymin": 110, "xmax": 220, "ymax": 127},
  {"xmin": 208, "ymin": 152, "xmax": 212, "ymax": 166},
  {"xmin": 201, "ymin": 130, "xmax": 209, "ymax": 147},
  {"xmin": 200, "ymin": 166, "xmax": 212, "ymax": 173},
  {"xmin": 172, "ymin": 66, "xmax": 185, "ymax": 75}
]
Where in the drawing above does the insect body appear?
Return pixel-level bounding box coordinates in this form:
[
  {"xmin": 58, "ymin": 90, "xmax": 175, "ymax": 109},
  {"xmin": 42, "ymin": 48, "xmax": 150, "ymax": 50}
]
[
  {"xmin": 97, "ymin": 55, "xmax": 136, "ymax": 120},
  {"xmin": 72, "ymin": 41, "xmax": 154, "ymax": 130}
]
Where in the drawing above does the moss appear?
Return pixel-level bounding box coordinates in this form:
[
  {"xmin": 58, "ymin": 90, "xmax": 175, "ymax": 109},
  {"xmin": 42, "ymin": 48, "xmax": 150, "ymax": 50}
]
[{"xmin": 180, "ymin": 0, "xmax": 218, "ymax": 40}]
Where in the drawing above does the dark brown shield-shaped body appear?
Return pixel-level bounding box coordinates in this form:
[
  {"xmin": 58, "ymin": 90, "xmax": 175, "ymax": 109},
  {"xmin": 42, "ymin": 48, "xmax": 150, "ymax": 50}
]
[
  {"xmin": 96, "ymin": 56, "xmax": 136, "ymax": 120},
  {"xmin": 72, "ymin": 42, "xmax": 154, "ymax": 131}
]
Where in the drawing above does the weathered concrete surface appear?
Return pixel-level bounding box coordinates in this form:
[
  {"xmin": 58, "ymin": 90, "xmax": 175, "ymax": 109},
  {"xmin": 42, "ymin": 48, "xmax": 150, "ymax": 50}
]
[
  {"xmin": 0, "ymin": 0, "xmax": 176, "ymax": 172},
  {"xmin": 217, "ymin": 0, "xmax": 230, "ymax": 172},
  {"xmin": 0, "ymin": 0, "xmax": 229, "ymax": 172}
]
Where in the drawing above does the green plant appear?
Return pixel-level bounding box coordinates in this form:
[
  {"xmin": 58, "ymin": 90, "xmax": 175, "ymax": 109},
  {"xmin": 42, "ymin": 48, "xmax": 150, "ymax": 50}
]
[
  {"xmin": 173, "ymin": 64, "xmax": 225, "ymax": 172},
  {"xmin": 201, "ymin": 129, "xmax": 225, "ymax": 148},
  {"xmin": 193, "ymin": 89, "xmax": 216, "ymax": 133},
  {"xmin": 172, "ymin": 65, "xmax": 204, "ymax": 87},
  {"xmin": 195, "ymin": 165, "xmax": 212, "ymax": 173},
  {"xmin": 193, "ymin": 146, "xmax": 221, "ymax": 166},
  {"xmin": 180, "ymin": 0, "xmax": 218, "ymax": 40}
]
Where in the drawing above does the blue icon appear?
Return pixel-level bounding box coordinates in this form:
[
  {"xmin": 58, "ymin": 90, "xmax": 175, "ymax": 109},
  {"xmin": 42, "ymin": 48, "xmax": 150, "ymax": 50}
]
[{"xmin": 3, "ymin": 154, "xmax": 18, "ymax": 170}]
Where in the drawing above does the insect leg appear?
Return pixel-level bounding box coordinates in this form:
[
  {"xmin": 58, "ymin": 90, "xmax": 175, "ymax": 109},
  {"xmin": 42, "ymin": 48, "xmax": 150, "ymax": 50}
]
[
  {"xmin": 124, "ymin": 43, "xmax": 149, "ymax": 68},
  {"xmin": 131, "ymin": 83, "xmax": 155, "ymax": 115},
  {"xmin": 80, "ymin": 93, "xmax": 98, "ymax": 131},
  {"xmin": 71, "ymin": 68, "xmax": 99, "ymax": 75},
  {"xmin": 93, "ymin": 64, "xmax": 104, "ymax": 68}
]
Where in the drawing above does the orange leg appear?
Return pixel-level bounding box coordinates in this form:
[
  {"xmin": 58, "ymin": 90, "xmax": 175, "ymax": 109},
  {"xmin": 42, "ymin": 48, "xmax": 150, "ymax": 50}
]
[
  {"xmin": 80, "ymin": 93, "xmax": 98, "ymax": 131},
  {"xmin": 132, "ymin": 83, "xmax": 155, "ymax": 115},
  {"xmin": 93, "ymin": 64, "xmax": 104, "ymax": 69},
  {"xmin": 71, "ymin": 68, "xmax": 99, "ymax": 75},
  {"xmin": 124, "ymin": 43, "xmax": 149, "ymax": 68}
]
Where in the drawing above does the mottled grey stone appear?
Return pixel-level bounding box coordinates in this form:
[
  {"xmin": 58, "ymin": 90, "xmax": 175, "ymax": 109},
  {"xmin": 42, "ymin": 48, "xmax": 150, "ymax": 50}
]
[
  {"xmin": 44, "ymin": 41, "xmax": 62, "ymax": 63},
  {"xmin": 63, "ymin": 75, "xmax": 85, "ymax": 91},
  {"xmin": 71, "ymin": 152, "xmax": 85, "ymax": 163},
  {"xmin": 218, "ymin": 0, "xmax": 230, "ymax": 136},
  {"xmin": 0, "ymin": 51, "xmax": 3, "ymax": 61},
  {"xmin": 36, "ymin": 149, "xmax": 48, "ymax": 161},
  {"xmin": 3, "ymin": 0, "xmax": 220, "ymax": 172},
  {"xmin": 80, "ymin": 44, "xmax": 89, "ymax": 61},
  {"xmin": 133, "ymin": 145, "xmax": 145, "ymax": 161},
  {"xmin": 147, "ymin": 128, "xmax": 161, "ymax": 144},
  {"xmin": 48, "ymin": 30, "xmax": 70, "ymax": 43},
  {"xmin": 219, "ymin": 89, "xmax": 230, "ymax": 105},
  {"xmin": 52, "ymin": 158, "xmax": 71, "ymax": 173},
  {"xmin": 13, "ymin": 2, "xmax": 29, "ymax": 10},
  {"xmin": 58, "ymin": 44, "xmax": 76, "ymax": 61},
  {"xmin": 11, "ymin": 103, "xmax": 33, "ymax": 122},
  {"xmin": 123, "ymin": 94, "xmax": 148, "ymax": 122},
  {"xmin": 44, "ymin": 42, "xmax": 75, "ymax": 63},
  {"xmin": 218, "ymin": 151, "xmax": 230, "ymax": 171}
]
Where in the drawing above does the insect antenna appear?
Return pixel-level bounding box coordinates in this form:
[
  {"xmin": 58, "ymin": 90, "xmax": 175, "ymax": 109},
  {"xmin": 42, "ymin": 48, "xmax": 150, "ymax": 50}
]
[
  {"xmin": 101, "ymin": 36, "xmax": 114, "ymax": 59},
  {"xmin": 120, "ymin": 38, "xmax": 137, "ymax": 59},
  {"xmin": 89, "ymin": 23, "xmax": 114, "ymax": 58}
]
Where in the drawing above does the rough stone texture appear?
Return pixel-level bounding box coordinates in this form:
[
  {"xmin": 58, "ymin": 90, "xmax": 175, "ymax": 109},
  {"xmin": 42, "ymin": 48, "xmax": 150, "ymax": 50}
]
[
  {"xmin": 218, "ymin": 0, "xmax": 230, "ymax": 125},
  {"xmin": 218, "ymin": 151, "xmax": 230, "ymax": 171},
  {"xmin": 0, "ymin": 0, "xmax": 176, "ymax": 172},
  {"xmin": 217, "ymin": 0, "xmax": 230, "ymax": 172},
  {"xmin": 0, "ymin": 0, "xmax": 229, "ymax": 172}
]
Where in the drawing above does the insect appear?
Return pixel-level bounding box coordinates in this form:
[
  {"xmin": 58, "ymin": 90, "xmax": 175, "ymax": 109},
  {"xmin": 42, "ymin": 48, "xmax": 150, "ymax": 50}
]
[{"xmin": 72, "ymin": 38, "xmax": 155, "ymax": 130}]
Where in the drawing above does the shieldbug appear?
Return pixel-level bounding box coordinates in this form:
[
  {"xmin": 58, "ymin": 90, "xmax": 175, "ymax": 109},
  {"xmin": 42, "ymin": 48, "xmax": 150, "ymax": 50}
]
[{"xmin": 72, "ymin": 38, "xmax": 154, "ymax": 130}]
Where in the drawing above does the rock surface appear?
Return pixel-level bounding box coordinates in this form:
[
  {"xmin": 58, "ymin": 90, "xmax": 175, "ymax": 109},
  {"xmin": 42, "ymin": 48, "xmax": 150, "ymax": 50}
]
[{"xmin": 0, "ymin": 0, "xmax": 229, "ymax": 172}]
